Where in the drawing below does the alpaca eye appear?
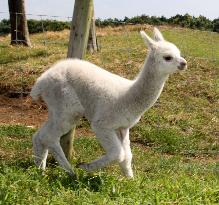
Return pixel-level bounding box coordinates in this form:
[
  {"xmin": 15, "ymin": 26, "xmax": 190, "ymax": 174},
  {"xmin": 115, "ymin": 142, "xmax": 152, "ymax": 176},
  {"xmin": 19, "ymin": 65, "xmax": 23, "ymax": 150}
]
[{"xmin": 163, "ymin": 56, "xmax": 173, "ymax": 61}]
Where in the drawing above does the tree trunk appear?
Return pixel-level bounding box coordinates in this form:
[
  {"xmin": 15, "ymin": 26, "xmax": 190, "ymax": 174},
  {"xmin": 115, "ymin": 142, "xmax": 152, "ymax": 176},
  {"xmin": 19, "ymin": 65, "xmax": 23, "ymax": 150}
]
[
  {"xmin": 61, "ymin": 0, "xmax": 93, "ymax": 161},
  {"xmin": 8, "ymin": 0, "xmax": 31, "ymax": 46}
]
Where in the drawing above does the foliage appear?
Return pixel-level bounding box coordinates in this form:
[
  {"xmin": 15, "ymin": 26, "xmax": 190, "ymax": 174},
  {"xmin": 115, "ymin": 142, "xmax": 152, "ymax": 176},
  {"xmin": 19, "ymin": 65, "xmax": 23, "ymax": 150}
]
[
  {"xmin": 168, "ymin": 14, "xmax": 213, "ymax": 30},
  {"xmin": 0, "ymin": 14, "xmax": 218, "ymax": 35},
  {"xmin": 0, "ymin": 19, "xmax": 70, "ymax": 35},
  {"xmin": 96, "ymin": 14, "xmax": 218, "ymax": 32},
  {"xmin": 0, "ymin": 19, "xmax": 10, "ymax": 35},
  {"xmin": 212, "ymin": 18, "xmax": 219, "ymax": 32},
  {"xmin": 27, "ymin": 19, "xmax": 70, "ymax": 34}
]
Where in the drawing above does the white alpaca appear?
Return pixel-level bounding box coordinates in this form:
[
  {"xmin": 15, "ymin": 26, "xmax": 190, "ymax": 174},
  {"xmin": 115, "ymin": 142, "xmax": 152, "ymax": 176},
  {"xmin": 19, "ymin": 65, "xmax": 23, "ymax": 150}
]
[{"xmin": 30, "ymin": 28, "xmax": 187, "ymax": 177}]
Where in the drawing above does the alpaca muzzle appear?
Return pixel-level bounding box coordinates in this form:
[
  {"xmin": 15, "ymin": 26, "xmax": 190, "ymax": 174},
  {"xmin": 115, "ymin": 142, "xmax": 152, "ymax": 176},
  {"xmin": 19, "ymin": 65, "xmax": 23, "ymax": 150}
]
[{"xmin": 178, "ymin": 60, "xmax": 187, "ymax": 70}]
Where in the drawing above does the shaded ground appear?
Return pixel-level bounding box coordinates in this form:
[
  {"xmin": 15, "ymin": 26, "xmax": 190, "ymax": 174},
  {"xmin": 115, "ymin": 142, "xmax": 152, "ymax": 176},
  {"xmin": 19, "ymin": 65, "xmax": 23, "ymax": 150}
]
[{"xmin": 0, "ymin": 94, "xmax": 93, "ymax": 137}]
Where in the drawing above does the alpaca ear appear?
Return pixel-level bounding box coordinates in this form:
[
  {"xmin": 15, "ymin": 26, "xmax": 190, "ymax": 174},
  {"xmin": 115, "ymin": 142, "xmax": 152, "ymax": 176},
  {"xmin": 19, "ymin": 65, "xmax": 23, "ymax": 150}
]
[
  {"xmin": 153, "ymin": 27, "xmax": 164, "ymax": 41},
  {"xmin": 140, "ymin": 30, "xmax": 156, "ymax": 48}
]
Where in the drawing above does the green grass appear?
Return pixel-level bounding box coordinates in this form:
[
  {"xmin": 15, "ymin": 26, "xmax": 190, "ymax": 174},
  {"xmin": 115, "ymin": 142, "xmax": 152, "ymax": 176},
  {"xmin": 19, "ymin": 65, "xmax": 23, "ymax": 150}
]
[
  {"xmin": 0, "ymin": 26, "xmax": 219, "ymax": 204},
  {"xmin": 0, "ymin": 125, "xmax": 219, "ymax": 204}
]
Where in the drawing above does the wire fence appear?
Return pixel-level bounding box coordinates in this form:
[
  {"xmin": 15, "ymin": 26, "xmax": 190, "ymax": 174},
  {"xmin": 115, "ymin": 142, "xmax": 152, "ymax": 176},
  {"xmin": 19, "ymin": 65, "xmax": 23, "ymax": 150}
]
[{"xmin": 0, "ymin": 11, "xmax": 72, "ymax": 20}]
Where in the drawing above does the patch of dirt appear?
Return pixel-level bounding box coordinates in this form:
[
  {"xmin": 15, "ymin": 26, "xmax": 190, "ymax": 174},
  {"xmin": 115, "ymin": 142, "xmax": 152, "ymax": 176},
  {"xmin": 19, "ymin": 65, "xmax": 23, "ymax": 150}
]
[
  {"xmin": 0, "ymin": 94, "xmax": 47, "ymax": 127},
  {"xmin": 0, "ymin": 95, "xmax": 94, "ymax": 137}
]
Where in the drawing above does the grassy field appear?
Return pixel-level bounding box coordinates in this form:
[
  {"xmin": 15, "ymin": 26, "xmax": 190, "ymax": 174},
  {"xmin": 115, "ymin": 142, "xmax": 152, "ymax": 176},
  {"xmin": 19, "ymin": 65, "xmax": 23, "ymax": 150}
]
[{"xmin": 0, "ymin": 25, "xmax": 219, "ymax": 204}]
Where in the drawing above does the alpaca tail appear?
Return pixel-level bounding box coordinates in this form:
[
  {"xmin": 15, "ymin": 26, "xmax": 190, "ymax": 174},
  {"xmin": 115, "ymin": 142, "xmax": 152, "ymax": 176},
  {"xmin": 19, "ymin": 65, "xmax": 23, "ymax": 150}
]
[{"xmin": 30, "ymin": 77, "xmax": 44, "ymax": 101}]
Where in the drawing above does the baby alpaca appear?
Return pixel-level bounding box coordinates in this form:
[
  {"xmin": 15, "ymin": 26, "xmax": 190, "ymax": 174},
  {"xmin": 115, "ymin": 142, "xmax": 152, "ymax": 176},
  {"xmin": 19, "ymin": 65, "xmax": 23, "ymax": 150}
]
[{"xmin": 30, "ymin": 28, "xmax": 187, "ymax": 177}]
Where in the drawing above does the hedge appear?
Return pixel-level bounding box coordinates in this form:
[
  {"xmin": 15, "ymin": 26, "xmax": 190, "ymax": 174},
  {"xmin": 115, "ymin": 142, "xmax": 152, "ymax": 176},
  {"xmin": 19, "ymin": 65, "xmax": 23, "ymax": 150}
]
[{"xmin": 0, "ymin": 14, "xmax": 218, "ymax": 35}]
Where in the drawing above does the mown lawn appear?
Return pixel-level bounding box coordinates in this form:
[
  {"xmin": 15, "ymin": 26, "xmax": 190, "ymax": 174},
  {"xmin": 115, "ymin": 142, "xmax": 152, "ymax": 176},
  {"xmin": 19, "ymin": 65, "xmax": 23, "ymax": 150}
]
[{"xmin": 0, "ymin": 25, "xmax": 219, "ymax": 204}]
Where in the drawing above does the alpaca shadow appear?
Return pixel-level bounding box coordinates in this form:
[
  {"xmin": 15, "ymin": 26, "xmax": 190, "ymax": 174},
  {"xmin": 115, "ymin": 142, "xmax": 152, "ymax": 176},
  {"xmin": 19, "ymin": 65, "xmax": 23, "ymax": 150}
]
[
  {"xmin": 49, "ymin": 170, "xmax": 107, "ymax": 192},
  {"xmin": 45, "ymin": 157, "xmax": 108, "ymax": 192},
  {"xmin": 0, "ymin": 158, "xmax": 33, "ymax": 170},
  {"xmin": 0, "ymin": 157, "xmax": 108, "ymax": 192},
  {"xmin": 0, "ymin": 156, "xmax": 56, "ymax": 172}
]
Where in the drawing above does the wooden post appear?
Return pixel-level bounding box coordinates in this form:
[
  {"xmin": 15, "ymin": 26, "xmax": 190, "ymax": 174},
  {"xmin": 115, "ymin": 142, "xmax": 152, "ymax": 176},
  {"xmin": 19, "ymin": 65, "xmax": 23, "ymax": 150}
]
[
  {"xmin": 87, "ymin": 7, "xmax": 98, "ymax": 53},
  {"xmin": 67, "ymin": 0, "xmax": 93, "ymax": 58},
  {"xmin": 60, "ymin": 127, "xmax": 75, "ymax": 160},
  {"xmin": 60, "ymin": 0, "xmax": 93, "ymax": 160}
]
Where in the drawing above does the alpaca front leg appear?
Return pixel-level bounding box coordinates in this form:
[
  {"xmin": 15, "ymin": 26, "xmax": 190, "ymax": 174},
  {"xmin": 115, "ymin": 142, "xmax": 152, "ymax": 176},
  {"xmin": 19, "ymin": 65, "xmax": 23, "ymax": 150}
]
[
  {"xmin": 77, "ymin": 155, "xmax": 114, "ymax": 171},
  {"xmin": 77, "ymin": 127, "xmax": 125, "ymax": 172},
  {"xmin": 49, "ymin": 142, "xmax": 75, "ymax": 176}
]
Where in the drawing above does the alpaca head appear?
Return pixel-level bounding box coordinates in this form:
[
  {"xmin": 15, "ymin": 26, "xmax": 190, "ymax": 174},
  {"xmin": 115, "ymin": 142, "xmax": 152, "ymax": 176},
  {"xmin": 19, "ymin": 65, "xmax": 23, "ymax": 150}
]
[{"xmin": 140, "ymin": 28, "xmax": 187, "ymax": 75}]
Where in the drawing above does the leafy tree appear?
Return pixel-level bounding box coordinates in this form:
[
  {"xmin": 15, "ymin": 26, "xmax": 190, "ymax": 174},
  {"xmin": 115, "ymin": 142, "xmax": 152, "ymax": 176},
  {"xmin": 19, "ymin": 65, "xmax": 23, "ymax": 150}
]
[
  {"xmin": 0, "ymin": 19, "xmax": 10, "ymax": 35},
  {"xmin": 212, "ymin": 18, "xmax": 219, "ymax": 32},
  {"xmin": 1, "ymin": 14, "xmax": 218, "ymax": 34}
]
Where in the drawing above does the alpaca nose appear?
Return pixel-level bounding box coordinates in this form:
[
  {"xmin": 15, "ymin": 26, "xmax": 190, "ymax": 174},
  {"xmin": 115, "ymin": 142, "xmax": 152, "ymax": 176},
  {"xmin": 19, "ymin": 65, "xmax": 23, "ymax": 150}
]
[{"xmin": 178, "ymin": 59, "xmax": 187, "ymax": 70}]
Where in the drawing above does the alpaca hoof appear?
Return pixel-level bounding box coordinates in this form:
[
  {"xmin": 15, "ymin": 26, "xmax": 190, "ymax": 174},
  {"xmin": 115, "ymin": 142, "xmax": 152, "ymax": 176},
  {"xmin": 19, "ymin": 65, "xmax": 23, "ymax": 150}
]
[
  {"xmin": 124, "ymin": 171, "xmax": 134, "ymax": 178},
  {"xmin": 125, "ymin": 173, "xmax": 134, "ymax": 179},
  {"xmin": 67, "ymin": 170, "xmax": 76, "ymax": 178},
  {"xmin": 76, "ymin": 162, "xmax": 88, "ymax": 170}
]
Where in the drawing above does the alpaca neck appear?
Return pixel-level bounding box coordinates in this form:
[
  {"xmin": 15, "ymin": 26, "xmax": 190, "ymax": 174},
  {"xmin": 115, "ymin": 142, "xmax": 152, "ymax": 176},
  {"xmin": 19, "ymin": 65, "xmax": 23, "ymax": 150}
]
[{"xmin": 125, "ymin": 53, "xmax": 169, "ymax": 117}]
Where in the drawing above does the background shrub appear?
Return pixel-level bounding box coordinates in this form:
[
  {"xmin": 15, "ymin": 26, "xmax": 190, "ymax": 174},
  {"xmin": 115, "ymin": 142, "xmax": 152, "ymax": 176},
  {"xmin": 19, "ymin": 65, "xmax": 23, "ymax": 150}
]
[{"xmin": 0, "ymin": 14, "xmax": 218, "ymax": 35}]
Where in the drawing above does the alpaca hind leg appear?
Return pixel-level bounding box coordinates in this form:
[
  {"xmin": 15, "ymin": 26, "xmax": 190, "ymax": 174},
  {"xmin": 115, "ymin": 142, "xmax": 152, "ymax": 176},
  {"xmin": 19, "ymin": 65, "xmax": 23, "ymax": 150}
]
[
  {"xmin": 77, "ymin": 127, "xmax": 125, "ymax": 171},
  {"xmin": 32, "ymin": 124, "xmax": 49, "ymax": 170},
  {"xmin": 43, "ymin": 119, "xmax": 76, "ymax": 176},
  {"xmin": 117, "ymin": 129, "xmax": 133, "ymax": 177},
  {"xmin": 34, "ymin": 119, "xmax": 75, "ymax": 176}
]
